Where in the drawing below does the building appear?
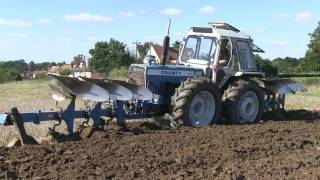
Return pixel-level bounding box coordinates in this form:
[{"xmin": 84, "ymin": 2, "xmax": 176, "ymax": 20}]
[
  {"xmin": 69, "ymin": 68, "xmax": 92, "ymax": 78},
  {"xmin": 146, "ymin": 45, "xmax": 180, "ymax": 64},
  {"xmin": 48, "ymin": 66, "xmax": 60, "ymax": 74},
  {"xmin": 60, "ymin": 64, "xmax": 73, "ymax": 70}
]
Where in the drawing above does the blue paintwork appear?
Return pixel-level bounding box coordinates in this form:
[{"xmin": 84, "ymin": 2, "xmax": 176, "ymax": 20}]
[
  {"xmin": 0, "ymin": 114, "xmax": 6, "ymax": 124},
  {"xmin": 142, "ymin": 64, "xmax": 204, "ymax": 104},
  {"xmin": 0, "ymin": 98, "xmax": 151, "ymax": 133}
]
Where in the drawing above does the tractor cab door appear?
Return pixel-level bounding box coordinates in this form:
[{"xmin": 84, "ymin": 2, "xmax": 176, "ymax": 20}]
[{"xmin": 234, "ymin": 40, "xmax": 257, "ymax": 71}]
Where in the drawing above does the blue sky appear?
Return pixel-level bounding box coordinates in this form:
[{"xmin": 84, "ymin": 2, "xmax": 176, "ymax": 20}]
[{"xmin": 0, "ymin": 0, "xmax": 319, "ymax": 63}]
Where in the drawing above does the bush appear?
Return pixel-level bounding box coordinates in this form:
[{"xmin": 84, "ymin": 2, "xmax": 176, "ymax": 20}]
[
  {"xmin": 255, "ymin": 55, "xmax": 278, "ymax": 77},
  {"xmin": 59, "ymin": 69, "xmax": 72, "ymax": 76},
  {"xmin": 34, "ymin": 72, "xmax": 49, "ymax": 80},
  {"xmin": 0, "ymin": 68, "xmax": 21, "ymax": 83},
  {"xmin": 107, "ymin": 66, "xmax": 129, "ymax": 80}
]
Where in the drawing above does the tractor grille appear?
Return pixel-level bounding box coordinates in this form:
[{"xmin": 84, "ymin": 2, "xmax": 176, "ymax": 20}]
[{"xmin": 129, "ymin": 65, "xmax": 145, "ymax": 86}]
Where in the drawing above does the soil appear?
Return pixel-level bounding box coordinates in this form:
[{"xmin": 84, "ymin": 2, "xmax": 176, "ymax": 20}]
[{"xmin": 1, "ymin": 110, "xmax": 320, "ymax": 179}]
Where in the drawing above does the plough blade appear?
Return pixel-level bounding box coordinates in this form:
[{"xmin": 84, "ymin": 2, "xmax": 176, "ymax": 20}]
[
  {"xmin": 49, "ymin": 74, "xmax": 154, "ymax": 102},
  {"xmin": 262, "ymin": 78, "xmax": 306, "ymax": 94},
  {"xmin": 49, "ymin": 74, "xmax": 110, "ymax": 102},
  {"xmin": 80, "ymin": 77, "xmax": 134, "ymax": 101},
  {"xmin": 110, "ymin": 79, "xmax": 153, "ymax": 101}
]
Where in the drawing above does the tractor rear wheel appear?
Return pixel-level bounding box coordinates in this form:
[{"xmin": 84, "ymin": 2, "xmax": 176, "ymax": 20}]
[
  {"xmin": 171, "ymin": 77, "xmax": 221, "ymax": 127},
  {"xmin": 223, "ymin": 79, "xmax": 264, "ymax": 124}
]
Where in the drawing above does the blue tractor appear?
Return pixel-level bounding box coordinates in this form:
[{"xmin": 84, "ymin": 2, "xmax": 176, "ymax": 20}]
[
  {"xmin": 127, "ymin": 21, "xmax": 305, "ymax": 127},
  {"xmin": 1, "ymin": 21, "xmax": 305, "ymax": 137}
]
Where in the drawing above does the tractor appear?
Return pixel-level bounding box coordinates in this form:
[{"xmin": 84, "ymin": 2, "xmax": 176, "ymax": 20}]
[
  {"xmin": 1, "ymin": 21, "xmax": 304, "ymax": 140},
  {"xmin": 128, "ymin": 21, "xmax": 304, "ymax": 127}
]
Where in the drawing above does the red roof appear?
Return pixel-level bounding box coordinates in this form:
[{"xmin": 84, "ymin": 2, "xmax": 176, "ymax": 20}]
[{"xmin": 152, "ymin": 45, "xmax": 179, "ymax": 63}]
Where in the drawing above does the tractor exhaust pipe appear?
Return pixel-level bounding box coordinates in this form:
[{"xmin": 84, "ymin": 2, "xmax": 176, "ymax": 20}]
[{"xmin": 161, "ymin": 19, "xmax": 171, "ymax": 66}]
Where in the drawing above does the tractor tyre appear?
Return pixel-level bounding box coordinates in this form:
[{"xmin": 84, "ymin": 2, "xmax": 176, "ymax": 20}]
[
  {"xmin": 171, "ymin": 77, "xmax": 221, "ymax": 127},
  {"xmin": 223, "ymin": 79, "xmax": 264, "ymax": 124}
]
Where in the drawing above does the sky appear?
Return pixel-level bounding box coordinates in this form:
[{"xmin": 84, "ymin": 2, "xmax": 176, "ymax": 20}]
[{"xmin": 0, "ymin": 0, "xmax": 319, "ymax": 63}]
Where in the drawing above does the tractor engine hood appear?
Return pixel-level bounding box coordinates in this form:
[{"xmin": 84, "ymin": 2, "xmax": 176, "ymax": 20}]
[{"xmin": 129, "ymin": 64, "xmax": 204, "ymax": 81}]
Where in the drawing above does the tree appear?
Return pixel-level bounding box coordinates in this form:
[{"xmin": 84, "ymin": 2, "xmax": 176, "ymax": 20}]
[
  {"xmin": 73, "ymin": 54, "xmax": 85, "ymax": 67},
  {"xmin": 89, "ymin": 39, "xmax": 135, "ymax": 75},
  {"xmin": 137, "ymin": 42, "xmax": 153, "ymax": 61},
  {"xmin": 0, "ymin": 59, "xmax": 28, "ymax": 72},
  {"xmin": 272, "ymin": 57, "xmax": 300, "ymax": 73},
  {"xmin": 300, "ymin": 22, "xmax": 320, "ymax": 72},
  {"xmin": 0, "ymin": 67, "xmax": 21, "ymax": 83},
  {"xmin": 172, "ymin": 40, "xmax": 181, "ymax": 48},
  {"xmin": 33, "ymin": 62, "xmax": 57, "ymax": 70},
  {"xmin": 255, "ymin": 54, "xmax": 278, "ymax": 77},
  {"xmin": 29, "ymin": 61, "xmax": 35, "ymax": 71}
]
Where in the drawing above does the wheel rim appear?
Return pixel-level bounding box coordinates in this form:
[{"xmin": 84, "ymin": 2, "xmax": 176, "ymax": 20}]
[
  {"xmin": 189, "ymin": 90, "xmax": 216, "ymax": 126},
  {"xmin": 237, "ymin": 90, "xmax": 259, "ymax": 123}
]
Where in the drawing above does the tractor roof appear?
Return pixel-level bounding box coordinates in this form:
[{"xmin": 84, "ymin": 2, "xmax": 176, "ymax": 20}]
[{"xmin": 188, "ymin": 22, "xmax": 250, "ymax": 40}]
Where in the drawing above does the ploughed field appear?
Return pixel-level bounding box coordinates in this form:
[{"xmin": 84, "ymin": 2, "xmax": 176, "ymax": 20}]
[{"xmin": 0, "ymin": 80, "xmax": 320, "ymax": 179}]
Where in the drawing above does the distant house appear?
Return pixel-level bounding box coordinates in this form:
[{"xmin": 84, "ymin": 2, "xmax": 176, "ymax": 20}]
[
  {"xmin": 60, "ymin": 64, "xmax": 72, "ymax": 70},
  {"xmin": 48, "ymin": 66, "xmax": 60, "ymax": 74},
  {"xmin": 46, "ymin": 61, "xmax": 100, "ymax": 78},
  {"xmin": 146, "ymin": 45, "xmax": 180, "ymax": 64},
  {"xmin": 48, "ymin": 64, "xmax": 73, "ymax": 75}
]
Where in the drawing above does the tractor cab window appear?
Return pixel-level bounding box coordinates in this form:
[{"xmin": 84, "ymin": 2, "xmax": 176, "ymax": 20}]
[
  {"xmin": 181, "ymin": 36, "xmax": 216, "ymax": 63},
  {"xmin": 236, "ymin": 41, "xmax": 256, "ymax": 70}
]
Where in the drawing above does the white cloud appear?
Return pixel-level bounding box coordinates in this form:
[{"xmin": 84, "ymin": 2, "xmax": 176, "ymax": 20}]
[
  {"xmin": 160, "ymin": 8, "xmax": 181, "ymax": 15},
  {"xmin": 64, "ymin": 13, "xmax": 113, "ymax": 22},
  {"xmin": 268, "ymin": 40, "xmax": 291, "ymax": 46},
  {"xmin": 198, "ymin": 6, "xmax": 215, "ymax": 14},
  {"xmin": 273, "ymin": 11, "xmax": 313, "ymax": 22},
  {"xmin": 295, "ymin": 11, "xmax": 312, "ymax": 22},
  {"xmin": 273, "ymin": 12, "xmax": 291, "ymax": 19},
  {"xmin": 119, "ymin": 11, "xmax": 136, "ymax": 17},
  {"xmin": 8, "ymin": 33, "xmax": 27, "ymax": 38},
  {"xmin": 0, "ymin": 19, "xmax": 32, "ymax": 27},
  {"xmin": 37, "ymin": 18, "xmax": 52, "ymax": 24}
]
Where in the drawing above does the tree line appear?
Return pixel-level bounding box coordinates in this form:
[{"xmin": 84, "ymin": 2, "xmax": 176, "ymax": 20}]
[
  {"xmin": 0, "ymin": 60, "xmax": 58, "ymax": 83},
  {"xmin": 257, "ymin": 22, "xmax": 320, "ymax": 77}
]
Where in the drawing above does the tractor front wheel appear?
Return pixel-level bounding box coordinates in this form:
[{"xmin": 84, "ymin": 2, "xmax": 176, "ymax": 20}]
[{"xmin": 171, "ymin": 77, "xmax": 221, "ymax": 127}]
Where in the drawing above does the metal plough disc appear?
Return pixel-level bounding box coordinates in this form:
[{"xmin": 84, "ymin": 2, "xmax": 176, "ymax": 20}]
[
  {"xmin": 80, "ymin": 77, "xmax": 133, "ymax": 101},
  {"xmin": 49, "ymin": 74, "xmax": 110, "ymax": 102},
  {"xmin": 109, "ymin": 79, "xmax": 153, "ymax": 101},
  {"xmin": 262, "ymin": 78, "xmax": 306, "ymax": 94}
]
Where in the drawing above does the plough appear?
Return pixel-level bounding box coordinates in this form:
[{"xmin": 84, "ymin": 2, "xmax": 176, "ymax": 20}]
[{"xmin": 1, "ymin": 74, "xmax": 155, "ymax": 135}]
